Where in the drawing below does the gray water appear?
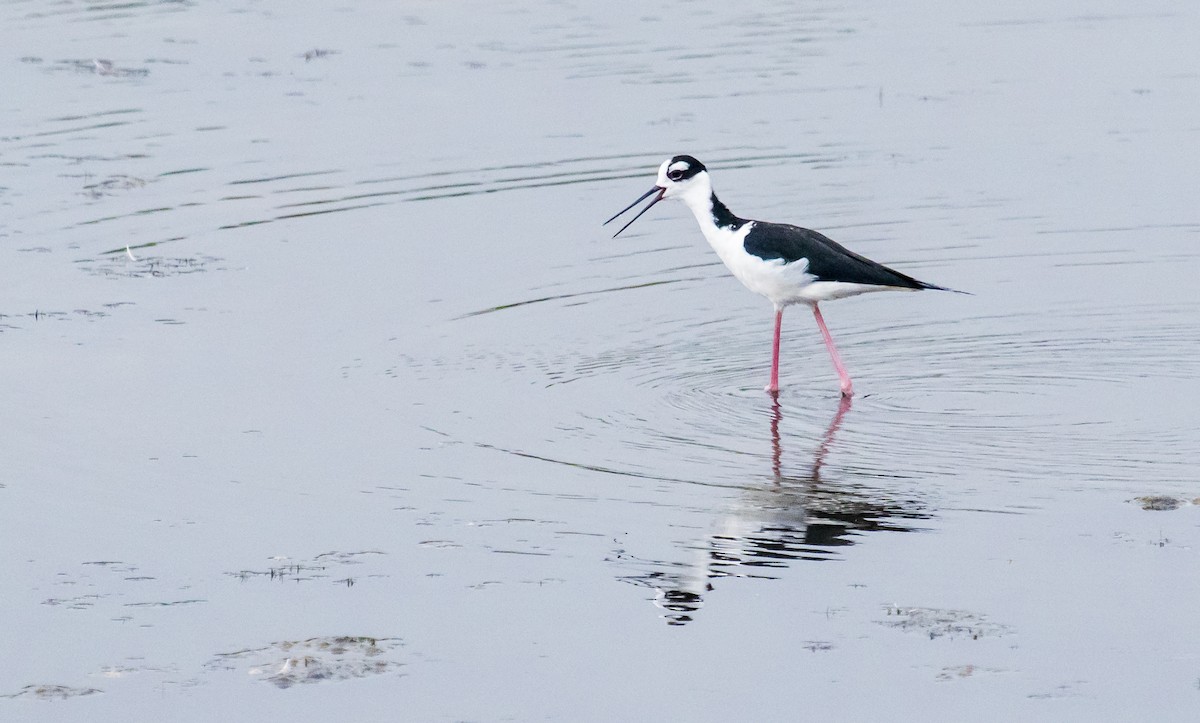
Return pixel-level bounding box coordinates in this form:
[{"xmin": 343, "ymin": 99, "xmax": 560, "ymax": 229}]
[{"xmin": 2, "ymin": 0, "xmax": 1199, "ymax": 720}]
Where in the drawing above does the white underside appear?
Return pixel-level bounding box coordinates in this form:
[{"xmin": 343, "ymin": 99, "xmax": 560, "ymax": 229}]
[{"xmin": 698, "ymin": 220, "xmax": 912, "ymax": 307}]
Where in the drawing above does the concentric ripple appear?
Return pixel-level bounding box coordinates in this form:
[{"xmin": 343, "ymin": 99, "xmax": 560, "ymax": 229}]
[{"xmin": 412, "ymin": 277, "xmax": 1200, "ymax": 501}]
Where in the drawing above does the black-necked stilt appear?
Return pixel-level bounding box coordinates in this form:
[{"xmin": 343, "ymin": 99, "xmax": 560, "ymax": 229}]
[{"xmin": 605, "ymin": 155, "xmax": 960, "ymax": 396}]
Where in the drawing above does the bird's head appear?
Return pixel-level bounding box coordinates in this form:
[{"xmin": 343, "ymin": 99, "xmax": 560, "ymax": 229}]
[
  {"xmin": 656, "ymin": 155, "xmax": 710, "ymax": 200},
  {"xmin": 604, "ymin": 155, "xmax": 711, "ymax": 237}
]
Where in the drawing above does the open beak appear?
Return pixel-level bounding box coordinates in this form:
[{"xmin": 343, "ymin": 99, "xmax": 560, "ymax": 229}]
[{"xmin": 603, "ymin": 186, "xmax": 665, "ymax": 238}]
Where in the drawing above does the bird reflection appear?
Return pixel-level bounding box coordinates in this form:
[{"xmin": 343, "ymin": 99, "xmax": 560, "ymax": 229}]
[{"xmin": 623, "ymin": 394, "xmax": 928, "ymax": 626}]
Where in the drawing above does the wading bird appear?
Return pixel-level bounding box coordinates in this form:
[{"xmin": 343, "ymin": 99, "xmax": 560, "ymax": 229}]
[{"xmin": 606, "ymin": 155, "xmax": 960, "ymax": 396}]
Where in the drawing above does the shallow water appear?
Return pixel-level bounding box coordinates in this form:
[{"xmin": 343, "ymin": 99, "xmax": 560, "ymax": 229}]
[{"xmin": 3, "ymin": 0, "xmax": 1200, "ymax": 720}]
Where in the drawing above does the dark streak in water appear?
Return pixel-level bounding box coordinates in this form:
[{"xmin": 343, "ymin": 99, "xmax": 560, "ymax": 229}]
[
  {"xmin": 228, "ymin": 169, "xmax": 343, "ymax": 185},
  {"xmin": 46, "ymin": 108, "xmax": 141, "ymax": 123},
  {"xmin": 26, "ymin": 120, "xmax": 133, "ymax": 139},
  {"xmin": 475, "ymin": 441, "xmax": 700, "ymax": 486},
  {"xmin": 158, "ymin": 167, "xmax": 208, "ymax": 177},
  {"xmin": 216, "ymin": 219, "xmax": 271, "ymax": 231},
  {"xmin": 273, "ymin": 201, "xmax": 388, "ymax": 221},
  {"xmin": 455, "ymin": 278, "xmax": 700, "ymax": 319},
  {"xmin": 124, "ymin": 599, "xmax": 206, "ymax": 607}
]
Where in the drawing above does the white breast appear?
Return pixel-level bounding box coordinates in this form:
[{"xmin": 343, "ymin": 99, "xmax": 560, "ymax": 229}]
[{"xmin": 697, "ymin": 222, "xmax": 812, "ymax": 306}]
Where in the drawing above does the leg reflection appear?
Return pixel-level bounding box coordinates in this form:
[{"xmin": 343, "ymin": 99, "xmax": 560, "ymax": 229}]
[
  {"xmin": 770, "ymin": 391, "xmax": 852, "ymax": 484},
  {"xmin": 630, "ymin": 394, "xmax": 924, "ymax": 626}
]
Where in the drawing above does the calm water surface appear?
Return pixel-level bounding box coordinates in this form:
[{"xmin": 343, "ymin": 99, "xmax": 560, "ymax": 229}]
[{"xmin": 2, "ymin": 0, "xmax": 1199, "ymax": 720}]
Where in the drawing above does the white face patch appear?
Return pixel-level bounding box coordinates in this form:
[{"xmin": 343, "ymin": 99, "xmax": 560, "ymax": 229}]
[{"xmin": 656, "ymin": 157, "xmax": 711, "ymax": 203}]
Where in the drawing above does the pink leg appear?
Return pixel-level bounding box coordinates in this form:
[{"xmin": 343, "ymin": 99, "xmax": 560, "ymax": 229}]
[
  {"xmin": 766, "ymin": 307, "xmax": 782, "ymax": 393},
  {"xmin": 812, "ymin": 304, "xmax": 853, "ymax": 397}
]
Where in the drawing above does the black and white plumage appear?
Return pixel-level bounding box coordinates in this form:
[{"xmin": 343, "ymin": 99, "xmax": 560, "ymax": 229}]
[{"xmin": 604, "ymin": 154, "xmax": 959, "ymax": 396}]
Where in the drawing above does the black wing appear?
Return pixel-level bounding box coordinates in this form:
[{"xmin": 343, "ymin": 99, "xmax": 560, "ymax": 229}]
[{"xmin": 743, "ymin": 221, "xmax": 944, "ymax": 290}]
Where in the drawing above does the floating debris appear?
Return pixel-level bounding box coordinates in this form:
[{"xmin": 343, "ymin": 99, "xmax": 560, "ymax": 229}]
[
  {"xmin": 879, "ymin": 606, "xmax": 1011, "ymax": 641},
  {"xmin": 81, "ymin": 174, "xmax": 146, "ymax": 199},
  {"xmin": 313, "ymin": 550, "xmax": 386, "ymax": 564},
  {"xmin": 1133, "ymin": 495, "xmax": 1187, "ymax": 511},
  {"xmin": 2, "ymin": 684, "xmax": 101, "ymax": 700},
  {"xmin": 123, "ymin": 599, "xmax": 205, "ymax": 608},
  {"xmin": 88, "ymin": 58, "xmax": 149, "ymax": 77},
  {"xmin": 41, "ymin": 593, "xmax": 104, "ymax": 610},
  {"xmin": 76, "ymin": 254, "xmax": 225, "ymax": 279},
  {"xmin": 301, "ymin": 48, "xmax": 339, "ymax": 62},
  {"xmin": 935, "ymin": 664, "xmax": 1007, "ymax": 681},
  {"xmin": 227, "ymin": 550, "xmax": 387, "ymax": 585},
  {"xmin": 207, "ymin": 636, "xmax": 403, "ymax": 689},
  {"xmin": 40, "ymin": 58, "xmax": 150, "ymax": 77}
]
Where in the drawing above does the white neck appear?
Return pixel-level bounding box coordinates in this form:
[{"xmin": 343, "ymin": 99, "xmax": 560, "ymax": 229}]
[
  {"xmin": 674, "ymin": 174, "xmax": 722, "ymax": 235},
  {"xmin": 668, "ymin": 175, "xmax": 753, "ymax": 280}
]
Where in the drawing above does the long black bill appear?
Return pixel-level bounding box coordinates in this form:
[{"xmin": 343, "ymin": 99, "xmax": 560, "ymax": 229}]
[{"xmin": 603, "ymin": 186, "xmax": 665, "ymax": 238}]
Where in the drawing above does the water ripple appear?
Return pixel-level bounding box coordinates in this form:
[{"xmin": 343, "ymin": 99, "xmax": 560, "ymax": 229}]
[{"xmin": 417, "ymin": 288, "xmax": 1199, "ymax": 493}]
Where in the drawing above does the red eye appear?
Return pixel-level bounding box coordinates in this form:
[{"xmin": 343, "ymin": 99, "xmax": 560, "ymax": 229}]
[{"xmin": 667, "ymin": 169, "xmax": 684, "ymax": 181}]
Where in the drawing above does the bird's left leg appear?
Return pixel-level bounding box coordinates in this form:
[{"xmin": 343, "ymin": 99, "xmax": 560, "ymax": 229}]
[
  {"xmin": 766, "ymin": 306, "xmax": 783, "ymax": 393},
  {"xmin": 811, "ymin": 303, "xmax": 853, "ymax": 397}
]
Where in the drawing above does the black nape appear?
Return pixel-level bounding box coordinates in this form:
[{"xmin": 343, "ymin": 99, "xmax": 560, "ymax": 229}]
[{"xmin": 709, "ymin": 194, "xmax": 746, "ymax": 230}]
